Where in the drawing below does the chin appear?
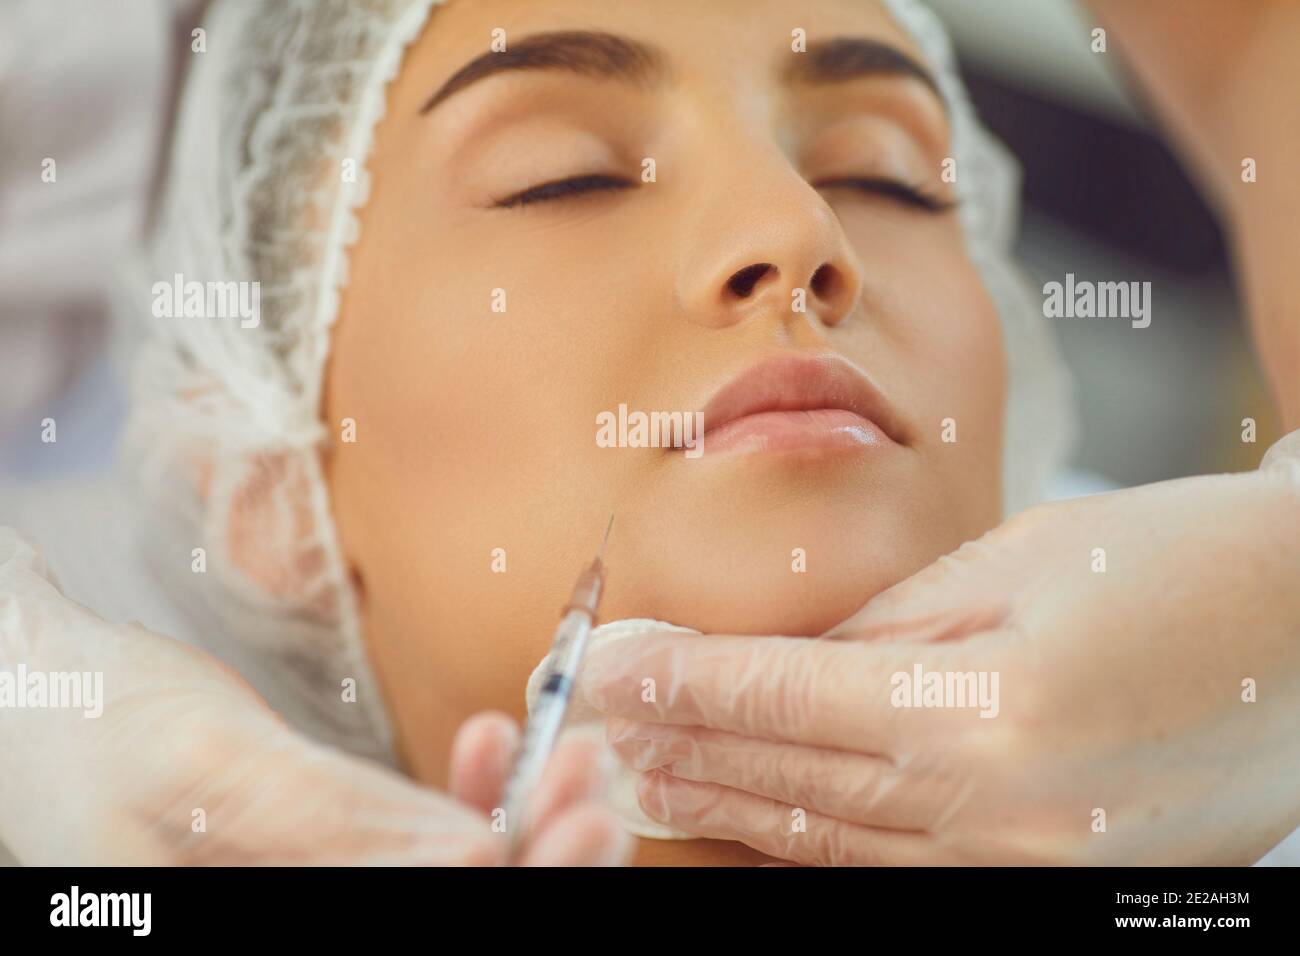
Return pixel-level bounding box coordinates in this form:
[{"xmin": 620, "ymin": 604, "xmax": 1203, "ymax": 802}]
[
  {"xmin": 624, "ymin": 539, "xmax": 923, "ymax": 637},
  {"xmin": 694, "ymin": 568, "xmax": 902, "ymax": 636},
  {"xmin": 612, "ymin": 473, "xmax": 986, "ymax": 635}
]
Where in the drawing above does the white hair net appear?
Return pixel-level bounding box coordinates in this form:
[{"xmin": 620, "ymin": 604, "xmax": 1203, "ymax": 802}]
[{"xmin": 113, "ymin": 0, "xmax": 1075, "ymax": 761}]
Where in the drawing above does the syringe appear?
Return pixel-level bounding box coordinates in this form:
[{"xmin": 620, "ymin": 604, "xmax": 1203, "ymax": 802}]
[{"xmin": 500, "ymin": 514, "xmax": 613, "ymax": 863}]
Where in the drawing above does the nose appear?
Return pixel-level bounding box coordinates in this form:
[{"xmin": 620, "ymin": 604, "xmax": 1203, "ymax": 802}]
[{"xmin": 676, "ymin": 161, "xmax": 864, "ymax": 331}]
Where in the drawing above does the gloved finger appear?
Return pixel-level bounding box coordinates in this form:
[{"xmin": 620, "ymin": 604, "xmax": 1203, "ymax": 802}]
[
  {"xmin": 0, "ymin": 527, "xmax": 79, "ymax": 664},
  {"xmin": 822, "ymin": 536, "xmax": 1013, "ymax": 643},
  {"xmin": 175, "ymin": 729, "xmax": 503, "ymax": 867},
  {"xmin": 524, "ymin": 733, "xmax": 611, "ymax": 831},
  {"xmin": 0, "ymin": 525, "xmax": 42, "ymax": 570},
  {"xmin": 635, "ymin": 770, "xmax": 941, "ymax": 866},
  {"xmin": 580, "ymin": 632, "xmax": 935, "ymax": 754},
  {"xmin": 1, "ymin": 528, "xmax": 264, "ymax": 715},
  {"xmin": 448, "ymin": 711, "xmax": 519, "ymax": 814},
  {"xmin": 824, "ymin": 591, "xmax": 1010, "ymax": 644},
  {"xmin": 517, "ymin": 804, "xmax": 631, "ymax": 867},
  {"xmin": 607, "ymin": 720, "xmax": 944, "ymax": 832}
]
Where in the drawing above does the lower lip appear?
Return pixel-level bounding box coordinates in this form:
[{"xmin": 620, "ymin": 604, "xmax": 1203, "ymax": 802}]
[{"xmin": 697, "ymin": 409, "xmax": 890, "ymax": 456}]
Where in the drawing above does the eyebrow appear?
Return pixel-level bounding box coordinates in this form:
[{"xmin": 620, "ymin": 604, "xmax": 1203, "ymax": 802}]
[
  {"xmin": 420, "ymin": 30, "xmax": 666, "ymax": 114},
  {"xmin": 784, "ymin": 37, "xmax": 945, "ymax": 108},
  {"xmin": 419, "ymin": 31, "xmax": 945, "ymax": 117}
]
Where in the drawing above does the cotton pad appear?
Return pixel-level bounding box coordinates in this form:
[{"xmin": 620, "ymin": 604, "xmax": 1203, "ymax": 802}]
[{"xmin": 524, "ymin": 618, "xmax": 697, "ymax": 840}]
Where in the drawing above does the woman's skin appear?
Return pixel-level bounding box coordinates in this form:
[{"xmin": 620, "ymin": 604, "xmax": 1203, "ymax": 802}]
[{"xmin": 323, "ymin": 0, "xmax": 1005, "ymax": 865}]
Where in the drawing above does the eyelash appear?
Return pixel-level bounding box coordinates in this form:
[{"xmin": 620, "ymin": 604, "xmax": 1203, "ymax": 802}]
[
  {"xmin": 814, "ymin": 177, "xmax": 956, "ymax": 213},
  {"xmin": 493, "ymin": 173, "xmax": 956, "ymax": 213},
  {"xmin": 494, "ymin": 174, "xmax": 633, "ymax": 208}
]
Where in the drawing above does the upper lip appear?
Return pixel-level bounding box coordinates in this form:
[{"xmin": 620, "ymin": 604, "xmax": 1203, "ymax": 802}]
[{"xmin": 699, "ymin": 352, "xmax": 907, "ymax": 445}]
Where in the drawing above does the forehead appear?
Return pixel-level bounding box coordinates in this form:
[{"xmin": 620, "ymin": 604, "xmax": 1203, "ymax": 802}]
[{"xmin": 399, "ymin": 0, "xmax": 930, "ymax": 107}]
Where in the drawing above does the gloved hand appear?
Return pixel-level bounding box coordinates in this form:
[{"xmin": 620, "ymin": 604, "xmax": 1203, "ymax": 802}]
[
  {"xmin": 0, "ymin": 526, "xmax": 629, "ymax": 866},
  {"xmin": 578, "ymin": 461, "xmax": 1300, "ymax": 865}
]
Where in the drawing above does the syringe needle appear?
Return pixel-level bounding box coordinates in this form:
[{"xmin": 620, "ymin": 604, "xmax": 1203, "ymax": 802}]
[{"xmin": 597, "ymin": 513, "xmax": 614, "ymax": 561}]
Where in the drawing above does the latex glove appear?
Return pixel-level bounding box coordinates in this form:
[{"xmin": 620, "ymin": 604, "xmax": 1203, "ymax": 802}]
[
  {"xmin": 0, "ymin": 527, "xmax": 629, "ymax": 866},
  {"xmin": 578, "ymin": 462, "xmax": 1300, "ymax": 865}
]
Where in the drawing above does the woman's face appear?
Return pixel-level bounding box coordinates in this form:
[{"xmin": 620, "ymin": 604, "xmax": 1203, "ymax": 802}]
[{"xmin": 324, "ymin": 0, "xmax": 1005, "ymax": 784}]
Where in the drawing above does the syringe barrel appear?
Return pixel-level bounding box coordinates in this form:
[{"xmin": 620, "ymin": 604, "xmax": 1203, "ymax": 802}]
[{"xmin": 561, "ymin": 559, "xmax": 604, "ymax": 618}]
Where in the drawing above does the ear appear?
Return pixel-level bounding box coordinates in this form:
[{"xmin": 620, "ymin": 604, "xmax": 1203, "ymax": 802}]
[{"xmin": 199, "ymin": 448, "xmax": 345, "ymax": 619}]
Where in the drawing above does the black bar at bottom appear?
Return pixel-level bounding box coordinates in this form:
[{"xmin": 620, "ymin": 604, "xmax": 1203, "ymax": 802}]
[{"xmin": 0, "ymin": 866, "xmax": 1290, "ymax": 942}]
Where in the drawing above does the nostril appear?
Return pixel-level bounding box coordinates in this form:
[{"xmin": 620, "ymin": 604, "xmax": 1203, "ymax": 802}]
[
  {"xmin": 726, "ymin": 262, "xmax": 775, "ymax": 299},
  {"xmin": 809, "ymin": 263, "xmax": 837, "ymax": 300}
]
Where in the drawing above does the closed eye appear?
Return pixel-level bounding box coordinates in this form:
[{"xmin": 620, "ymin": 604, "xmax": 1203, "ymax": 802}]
[
  {"xmin": 814, "ymin": 176, "xmax": 956, "ymax": 213},
  {"xmin": 494, "ymin": 173, "xmax": 635, "ymax": 208}
]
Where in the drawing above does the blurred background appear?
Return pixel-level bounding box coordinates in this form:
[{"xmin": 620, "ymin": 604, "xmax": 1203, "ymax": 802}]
[
  {"xmin": 927, "ymin": 0, "xmax": 1281, "ymax": 483},
  {"xmin": 0, "ymin": 0, "xmax": 1283, "ymax": 487}
]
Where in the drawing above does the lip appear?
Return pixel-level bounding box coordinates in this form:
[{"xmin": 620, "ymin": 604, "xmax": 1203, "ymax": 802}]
[{"xmin": 692, "ymin": 353, "xmax": 906, "ymax": 456}]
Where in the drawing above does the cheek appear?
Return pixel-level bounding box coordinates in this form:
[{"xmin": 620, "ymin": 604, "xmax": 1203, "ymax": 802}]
[
  {"xmin": 326, "ymin": 204, "xmax": 663, "ymax": 731},
  {"xmin": 870, "ymin": 239, "xmax": 1006, "ymax": 532},
  {"xmin": 869, "ymin": 224, "xmax": 1004, "ymax": 420},
  {"xmin": 845, "ymin": 215, "xmax": 1004, "ymax": 421},
  {"xmin": 921, "ymin": 263, "xmax": 1005, "ymax": 425},
  {"xmin": 917, "ymin": 260, "xmax": 1006, "ymax": 528}
]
